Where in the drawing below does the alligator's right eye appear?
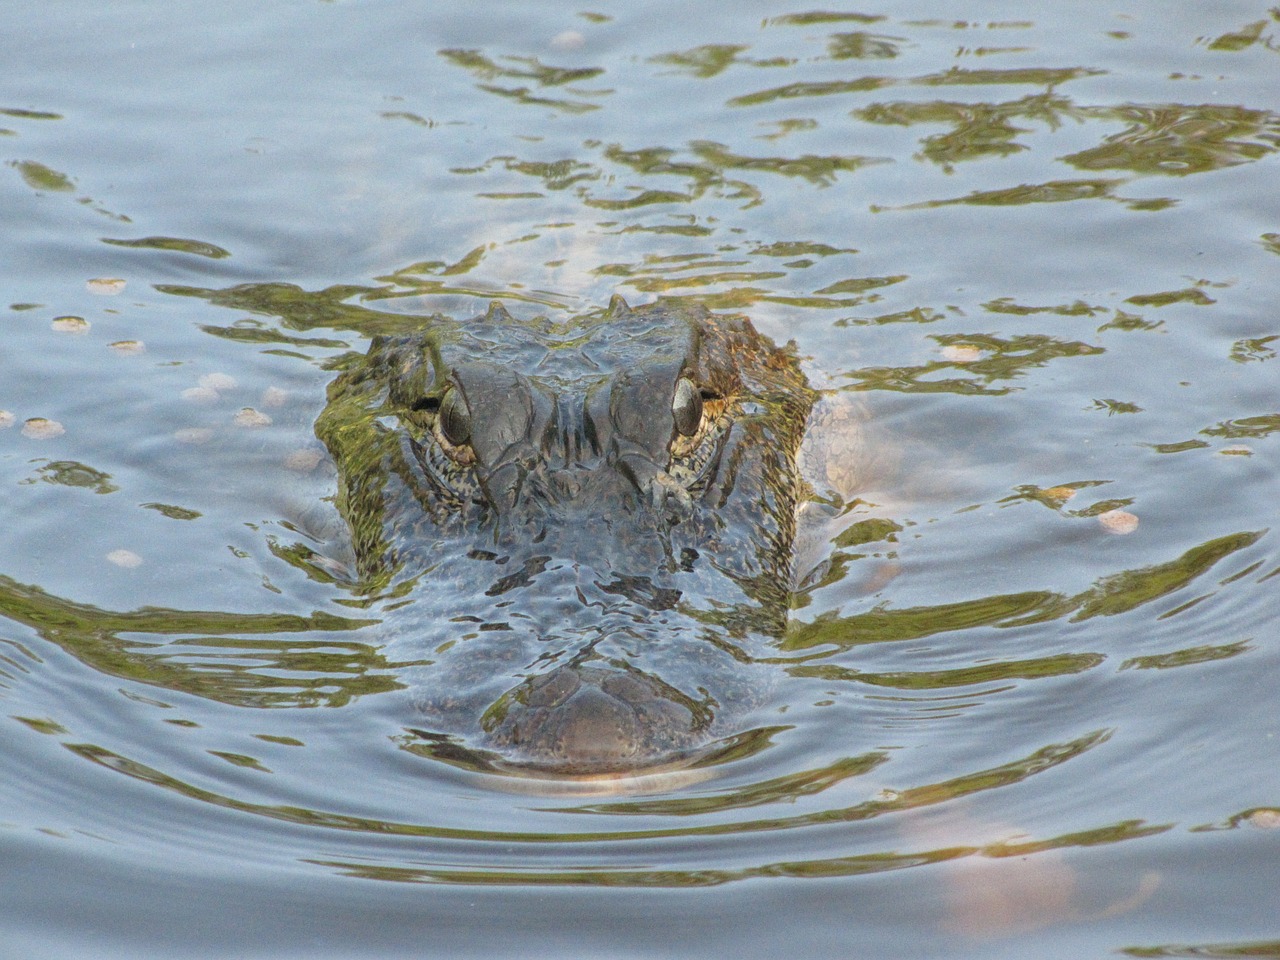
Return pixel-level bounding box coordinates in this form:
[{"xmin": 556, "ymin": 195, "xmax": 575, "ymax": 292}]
[
  {"xmin": 439, "ymin": 388, "xmax": 472, "ymax": 446},
  {"xmin": 672, "ymin": 377, "xmax": 703, "ymax": 437}
]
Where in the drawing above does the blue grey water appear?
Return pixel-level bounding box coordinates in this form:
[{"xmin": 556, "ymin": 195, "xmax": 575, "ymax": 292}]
[{"xmin": 2, "ymin": 1, "xmax": 1278, "ymax": 957}]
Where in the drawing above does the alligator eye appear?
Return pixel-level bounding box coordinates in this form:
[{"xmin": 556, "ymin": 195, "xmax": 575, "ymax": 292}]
[
  {"xmin": 672, "ymin": 377, "xmax": 703, "ymax": 437},
  {"xmin": 439, "ymin": 388, "xmax": 472, "ymax": 446}
]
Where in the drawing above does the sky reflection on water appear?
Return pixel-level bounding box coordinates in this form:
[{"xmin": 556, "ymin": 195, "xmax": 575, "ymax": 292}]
[{"xmin": 2, "ymin": 1, "xmax": 1279, "ymax": 957}]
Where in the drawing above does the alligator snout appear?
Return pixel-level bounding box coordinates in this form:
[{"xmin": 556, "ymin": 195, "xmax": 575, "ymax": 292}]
[{"xmin": 481, "ymin": 662, "xmax": 711, "ymax": 775}]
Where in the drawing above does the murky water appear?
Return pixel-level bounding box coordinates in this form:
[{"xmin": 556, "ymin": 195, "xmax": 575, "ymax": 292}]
[{"xmin": 3, "ymin": 1, "xmax": 1279, "ymax": 957}]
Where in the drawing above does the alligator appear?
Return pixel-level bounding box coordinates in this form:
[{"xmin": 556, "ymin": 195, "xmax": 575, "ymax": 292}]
[{"xmin": 315, "ymin": 296, "xmax": 819, "ymax": 778}]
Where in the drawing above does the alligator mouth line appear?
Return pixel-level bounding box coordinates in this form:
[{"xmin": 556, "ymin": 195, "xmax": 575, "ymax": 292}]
[{"xmin": 400, "ymin": 723, "xmax": 781, "ymax": 795}]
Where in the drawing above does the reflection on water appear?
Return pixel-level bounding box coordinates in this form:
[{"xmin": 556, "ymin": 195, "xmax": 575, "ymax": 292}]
[
  {"xmin": 2, "ymin": 1, "xmax": 1280, "ymax": 957},
  {"xmin": 0, "ymin": 575, "xmax": 384, "ymax": 707}
]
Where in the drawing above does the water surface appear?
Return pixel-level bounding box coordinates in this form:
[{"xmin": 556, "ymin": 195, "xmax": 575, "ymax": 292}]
[{"xmin": 3, "ymin": 2, "xmax": 1279, "ymax": 957}]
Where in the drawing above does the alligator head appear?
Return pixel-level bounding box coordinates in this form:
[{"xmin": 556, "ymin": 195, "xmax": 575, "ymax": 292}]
[{"xmin": 317, "ymin": 297, "xmax": 814, "ymax": 778}]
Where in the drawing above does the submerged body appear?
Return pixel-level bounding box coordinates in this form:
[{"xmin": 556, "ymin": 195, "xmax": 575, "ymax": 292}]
[{"xmin": 317, "ymin": 298, "xmax": 815, "ymax": 776}]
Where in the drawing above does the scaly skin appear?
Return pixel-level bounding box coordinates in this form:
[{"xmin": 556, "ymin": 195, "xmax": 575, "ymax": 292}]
[{"xmin": 316, "ymin": 297, "xmax": 815, "ymax": 777}]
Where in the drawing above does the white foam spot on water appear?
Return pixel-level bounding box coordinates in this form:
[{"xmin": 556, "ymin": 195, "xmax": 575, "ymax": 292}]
[
  {"xmin": 199, "ymin": 372, "xmax": 238, "ymax": 392},
  {"xmin": 550, "ymin": 30, "xmax": 586, "ymax": 50},
  {"xmin": 1098, "ymin": 509, "xmax": 1139, "ymax": 535},
  {"xmin": 261, "ymin": 386, "xmax": 288, "ymax": 408},
  {"xmin": 21, "ymin": 417, "xmax": 65, "ymax": 439},
  {"xmin": 941, "ymin": 344, "xmax": 983, "ymax": 363},
  {"xmin": 86, "ymin": 277, "xmax": 126, "ymax": 295},
  {"xmin": 51, "ymin": 315, "xmax": 90, "ymax": 333},
  {"xmin": 234, "ymin": 407, "xmax": 272, "ymax": 428},
  {"xmin": 181, "ymin": 387, "xmax": 220, "ymax": 404}
]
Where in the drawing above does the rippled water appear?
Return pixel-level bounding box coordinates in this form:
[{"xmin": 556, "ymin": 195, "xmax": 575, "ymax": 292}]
[{"xmin": 3, "ymin": 2, "xmax": 1279, "ymax": 957}]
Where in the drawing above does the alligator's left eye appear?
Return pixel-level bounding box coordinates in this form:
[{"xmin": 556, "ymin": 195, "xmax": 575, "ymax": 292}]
[
  {"xmin": 439, "ymin": 387, "xmax": 472, "ymax": 446},
  {"xmin": 672, "ymin": 377, "xmax": 703, "ymax": 437}
]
